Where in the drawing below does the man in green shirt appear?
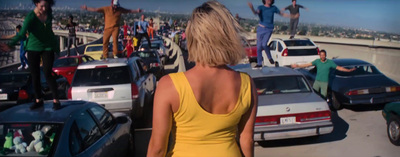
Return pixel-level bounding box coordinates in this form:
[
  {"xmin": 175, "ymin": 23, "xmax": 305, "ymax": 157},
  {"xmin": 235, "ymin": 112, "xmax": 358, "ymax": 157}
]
[{"xmin": 291, "ymin": 50, "xmax": 355, "ymax": 98}]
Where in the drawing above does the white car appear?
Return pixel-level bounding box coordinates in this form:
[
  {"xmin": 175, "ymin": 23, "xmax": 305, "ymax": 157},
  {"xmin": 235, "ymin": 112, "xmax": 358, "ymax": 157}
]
[
  {"xmin": 263, "ymin": 38, "xmax": 320, "ymax": 67},
  {"xmin": 235, "ymin": 65, "xmax": 333, "ymax": 141},
  {"xmin": 68, "ymin": 57, "xmax": 156, "ymax": 121}
]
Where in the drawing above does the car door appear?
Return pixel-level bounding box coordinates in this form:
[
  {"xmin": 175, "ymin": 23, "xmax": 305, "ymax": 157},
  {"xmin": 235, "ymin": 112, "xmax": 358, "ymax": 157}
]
[
  {"xmin": 69, "ymin": 110, "xmax": 110, "ymax": 157},
  {"xmin": 88, "ymin": 106, "xmax": 127, "ymax": 157}
]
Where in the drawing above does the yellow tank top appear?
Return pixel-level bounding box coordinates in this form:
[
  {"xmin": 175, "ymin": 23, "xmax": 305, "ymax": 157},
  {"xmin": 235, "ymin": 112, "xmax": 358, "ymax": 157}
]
[{"xmin": 167, "ymin": 72, "xmax": 252, "ymax": 157}]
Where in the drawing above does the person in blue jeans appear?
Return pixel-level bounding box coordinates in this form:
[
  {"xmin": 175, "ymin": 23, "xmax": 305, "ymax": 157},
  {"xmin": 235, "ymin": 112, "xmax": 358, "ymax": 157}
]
[
  {"xmin": 2, "ymin": 25, "xmax": 29, "ymax": 70},
  {"xmin": 248, "ymin": 0, "xmax": 289, "ymax": 68}
]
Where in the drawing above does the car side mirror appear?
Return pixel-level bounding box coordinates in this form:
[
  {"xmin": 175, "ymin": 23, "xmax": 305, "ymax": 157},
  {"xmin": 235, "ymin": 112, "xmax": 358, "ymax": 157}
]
[{"xmin": 115, "ymin": 116, "xmax": 128, "ymax": 124}]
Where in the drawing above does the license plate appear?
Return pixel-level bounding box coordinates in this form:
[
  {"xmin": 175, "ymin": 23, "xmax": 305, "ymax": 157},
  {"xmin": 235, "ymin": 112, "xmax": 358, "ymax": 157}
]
[
  {"xmin": 280, "ymin": 117, "xmax": 296, "ymax": 125},
  {"xmin": 94, "ymin": 92, "xmax": 108, "ymax": 99},
  {"xmin": 0, "ymin": 94, "xmax": 7, "ymax": 100}
]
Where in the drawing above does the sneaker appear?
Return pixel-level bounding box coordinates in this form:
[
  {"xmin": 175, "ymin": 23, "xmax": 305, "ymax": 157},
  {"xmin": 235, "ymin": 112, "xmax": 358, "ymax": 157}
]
[
  {"xmin": 24, "ymin": 65, "xmax": 29, "ymax": 69},
  {"xmin": 289, "ymin": 36, "xmax": 294, "ymax": 39},
  {"xmin": 30, "ymin": 100, "xmax": 44, "ymax": 110},
  {"xmin": 254, "ymin": 64, "xmax": 262, "ymax": 68},
  {"xmin": 269, "ymin": 59, "xmax": 275, "ymax": 64},
  {"xmin": 113, "ymin": 56, "xmax": 118, "ymax": 59},
  {"xmin": 53, "ymin": 101, "xmax": 61, "ymax": 110},
  {"xmin": 17, "ymin": 65, "xmax": 24, "ymax": 70}
]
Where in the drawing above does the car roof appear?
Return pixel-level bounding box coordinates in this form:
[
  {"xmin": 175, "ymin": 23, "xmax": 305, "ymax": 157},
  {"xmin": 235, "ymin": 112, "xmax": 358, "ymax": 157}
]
[
  {"xmin": 0, "ymin": 100, "xmax": 96, "ymax": 123},
  {"xmin": 233, "ymin": 65, "xmax": 303, "ymax": 78},
  {"xmin": 332, "ymin": 58, "xmax": 372, "ymax": 66},
  {"xmin": 57, "ymin": 55, "xmax": 90, "ymax": 59},
  {"xmin": 77, "ymin": 58, "xmax": 129, "ymax": 69}
]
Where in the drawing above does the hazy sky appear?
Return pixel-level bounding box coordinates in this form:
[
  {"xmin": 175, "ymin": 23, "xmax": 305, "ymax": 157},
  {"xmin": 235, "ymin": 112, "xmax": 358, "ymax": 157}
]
[{"xmin": 1, "ymin": 0, "xmax": 399, "ymax": 34}]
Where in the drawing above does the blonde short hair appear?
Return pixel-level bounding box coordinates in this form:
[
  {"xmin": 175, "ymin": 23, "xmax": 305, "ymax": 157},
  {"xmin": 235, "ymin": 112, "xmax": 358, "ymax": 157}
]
[{"xmin": 186, "ymin": 1, "xmax": 245, "ymax": 66}]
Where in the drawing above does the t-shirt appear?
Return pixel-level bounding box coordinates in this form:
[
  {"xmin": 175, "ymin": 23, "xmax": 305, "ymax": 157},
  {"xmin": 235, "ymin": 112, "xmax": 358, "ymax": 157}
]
[
  {"xmin": 66, "ymin": 22, "xmax": 77, "ymax": 37},
  {"xmin": 312, "ymin": 59, "xmax": 338, "ymax": 82},
  {"xmin": 137, "ymin": 20, "xmax": 149, "ymax": 33},
  {"xmin": 257, "ymin": 5, "xmax": 280, "ymax": 29},
  {"xmin": 285, "ymin": 4, "xmax": 304, "ymax": 15},
  {"xmin": 123, "ymin": 25, "xmax": 129, "ymax": 36},
  {"xmin": 98, "ymin": 6, "xmax": 122, "ymax": 29}
]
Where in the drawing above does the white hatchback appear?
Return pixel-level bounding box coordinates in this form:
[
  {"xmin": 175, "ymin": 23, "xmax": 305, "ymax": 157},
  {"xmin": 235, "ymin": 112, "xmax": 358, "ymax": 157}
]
[
  {"xmin": 235, "ymin": 65, "xmax": 333, "ymax": 141},
  {"xmin": 263, "ymin": 38, "xmax": 320, "ymax": 67}
]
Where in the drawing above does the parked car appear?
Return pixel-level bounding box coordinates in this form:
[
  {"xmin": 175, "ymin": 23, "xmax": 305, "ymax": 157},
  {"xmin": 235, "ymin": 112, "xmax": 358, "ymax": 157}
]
[
  {"xmin": 52, "ymin": 55, "xmax": 95, "ymax": 84},
  {"xmin": 233, "ymin": 65, "xmax": 333, "ymax": 141},
  {"xmin": 130, "ymin": 50, "xmax": 165, "ymax": 80},
  {"xmin": 69, "ymin": 58, "xmax": 156, "ymax": 122},
  {"xmin": 84, "ymin": 44, "xmax": 103, "ymax": 60},
  {"xmin": 0, "ymin": 70, "xmax": 69, "ymax": 109},
  {"xmin": 242, "ymin": 39, "xmax": 257, "ymax": 63},
  {"xmin": 263, "ymin": 38, "xmax": 320, "ymax": 67},
  {"xmin": 297, "ymin": 58, "xmax": 400, "ymax": 110},
  {"xmin": 0, "ymin": 100, "xmax": 134, "ymax": 157},
  {"xmin": 139, "ymin": 40, "xmax": 167, "ymax": 65},
  {"xmin": 382, "ymin": 101, "xmax": 400, "ymax": 146}
]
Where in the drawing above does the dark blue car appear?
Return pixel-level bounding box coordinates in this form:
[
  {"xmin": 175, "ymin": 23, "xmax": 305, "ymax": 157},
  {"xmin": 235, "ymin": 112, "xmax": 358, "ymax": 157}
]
[{"xmin": 0, "ymin": 101, "xmax": 134, "ymax": 157}]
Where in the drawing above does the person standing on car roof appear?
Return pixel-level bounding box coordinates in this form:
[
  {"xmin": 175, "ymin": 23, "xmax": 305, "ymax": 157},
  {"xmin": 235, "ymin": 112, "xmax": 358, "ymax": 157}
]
[
  {"xmin": 147, "ymin": 1, "xmax": 258, "ymax": 157},
  {"xmin": 59, "ymin": 15, "xmax": 80, "ymax": 57},
  {"xmin": 0, "ymin": 0, "xmax": 61, "ymax": 110},
  {"xmin": 248, "ymin": 0, "xmax": 290, "ymax": 68},
  {"xmin": 291, "ymin": 50, "xmax": 355, "ymax": 99},
  {"xmin": 282, "ymin": 0, "xmax": 308, "ymax": 39},
  {"xmin": 137, "ymin": 14, "xmax": 152, "ymax": 50},
  {"xmin": 1, "ymin": 25, "xmax": 29, "ymax": 70},
  {"xmin": 80, "ymin": 0, "xmax": 141, "ymax": 59}
]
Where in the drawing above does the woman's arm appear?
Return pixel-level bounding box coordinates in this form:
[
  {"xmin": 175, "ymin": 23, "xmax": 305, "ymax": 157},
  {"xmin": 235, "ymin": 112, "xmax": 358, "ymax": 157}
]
[
  {"xmin": 147, "ymin": 75, "xmax": 178, "ymax": 157},
  {"xmin": 9, "ymin": 14, "xmax": 32, "ymax": 47},
  {"xmin": 238, "ymin": 78, "xmax": 258, "ymax": 157},
  {"xmin": 247, "ymin": 2, "xmax": 259, "ymax": 15}
]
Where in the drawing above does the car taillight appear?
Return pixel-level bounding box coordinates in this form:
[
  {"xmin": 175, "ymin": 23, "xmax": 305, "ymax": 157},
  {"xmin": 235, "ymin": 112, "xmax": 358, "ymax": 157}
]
[
  {"xmin": 255, "ymin": 111, "xmax": 331, "ymax": 126},
  {"xmin": 296, "ymin": 111, "xmax": 331, "ymax": 122},
  {"xmin": 150, "ymin": 63, "xmax": 160, "ymax": 67},
  {"xmin": 386, "ymin": 86, "xmax": 400, "ymax": 92},
  {"xmin": 346, "ymin": 89, "xmax": 369, "ymax": 95},
  {"xmin": 18, "ymin": 90, "xmax": 29, "ymax": 100},
  {"xmin": 317, "ymin": 47, "xmax": 320, "ymax": 55},
  {"xmin": 255, "ymin": 115, "xmax": 279, "ymax": 126},
  {"xmin": 95, "ymin": 65, "xmax": 108, "ymax": 68},
  {"xmin": 131, "ymin": 83, "xmax": 139, "ymax": 99},
  {"xmin": 282, "ymin": 48, "xmax": 288, "ymax": 56},
  {"xmin": 67, "ymin": 87, "xmax": 72, "ymax": 99}
]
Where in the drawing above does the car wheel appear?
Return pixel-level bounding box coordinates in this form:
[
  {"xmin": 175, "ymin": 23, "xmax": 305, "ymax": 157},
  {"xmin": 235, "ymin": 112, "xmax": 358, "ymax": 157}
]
[
  {"xmin": 387, "ymin": 115, "xmax": 400, "ymax": 146},
  {"xmin": 331, "ymin": 93, "xmax": 343, "ymax": 110},
  {"xmin": 275, "ymin": 62, "xmax": 279, "ymax": 67}
]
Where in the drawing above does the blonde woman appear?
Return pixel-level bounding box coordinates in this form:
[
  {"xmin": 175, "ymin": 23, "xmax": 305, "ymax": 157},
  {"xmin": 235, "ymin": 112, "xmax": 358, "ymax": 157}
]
[{"xmin": 147, "ymin": 1, "xmax": 258, "ymax": 157}]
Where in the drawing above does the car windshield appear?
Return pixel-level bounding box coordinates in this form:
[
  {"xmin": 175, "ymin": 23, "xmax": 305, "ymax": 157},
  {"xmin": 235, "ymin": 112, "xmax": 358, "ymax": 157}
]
[
  {"xmin": 72, "ymin": 66, "xmax": 131, "ymax": 86},
  {"xmin": 284, "ymin": 40, "xmax": 315, "ymax": 46},
  {"xmin": 0, "ymin": 73, "xmax": 30, "ymax": 86},
  {"xmin": 335, "ymin": 65, "xmax": 382, "ymax": 76},
  {"xmin": 141, "ymin": 43, "xmax": 161, "ymax": 49},
  {"xmin": 0, "ymin": 123, "xmax": 61, "ymax": 156},
  {"xmin": 86, "ymin": 46, "xmax": 103, "ymax": 52},
  {"xmin": 53, "ymin": 58, "xmax": 79, "ymax": 67},
  {"xmin": 254, "ymin": 76, "xmax": 311, "ymax": 95},
  {"xmin": 131, "ymin": 51, "xmax": 158, "ymax": 58}
]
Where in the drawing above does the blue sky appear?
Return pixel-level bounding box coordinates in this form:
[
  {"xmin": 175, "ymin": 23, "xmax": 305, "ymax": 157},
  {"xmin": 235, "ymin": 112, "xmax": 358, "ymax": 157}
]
[{"xmin": 1, "ymin": 0, "xmax": 399, "ymax": 34}]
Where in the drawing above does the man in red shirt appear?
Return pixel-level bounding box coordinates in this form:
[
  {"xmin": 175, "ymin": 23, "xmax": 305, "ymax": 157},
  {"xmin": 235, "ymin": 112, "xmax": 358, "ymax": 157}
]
[{"xmin": 81, "ymin": 0, "xmax": 141, "ymax": 59}]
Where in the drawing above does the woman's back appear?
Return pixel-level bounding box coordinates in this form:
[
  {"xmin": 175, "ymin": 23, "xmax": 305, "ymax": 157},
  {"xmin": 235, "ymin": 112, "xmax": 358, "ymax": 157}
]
[{"xmin": 167, "ymin": 68, "xmax": 252, "ymax": 157}]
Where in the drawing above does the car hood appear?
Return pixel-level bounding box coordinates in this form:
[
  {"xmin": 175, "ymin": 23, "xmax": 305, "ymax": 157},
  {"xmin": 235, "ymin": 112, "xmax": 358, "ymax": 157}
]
[{"xmin": 331, "ymin": 74, "xmax": 399, "ymax": 92}]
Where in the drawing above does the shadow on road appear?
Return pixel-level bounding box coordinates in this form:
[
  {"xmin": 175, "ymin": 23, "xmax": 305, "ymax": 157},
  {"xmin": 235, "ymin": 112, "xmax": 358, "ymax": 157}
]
[
  {"xmin": 258, "ymin": 111, "xmax": 349, "ymax": 147},
  {"xmin": 344, "ymin": 103, "xmax": 385, "ymax": 112}
]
